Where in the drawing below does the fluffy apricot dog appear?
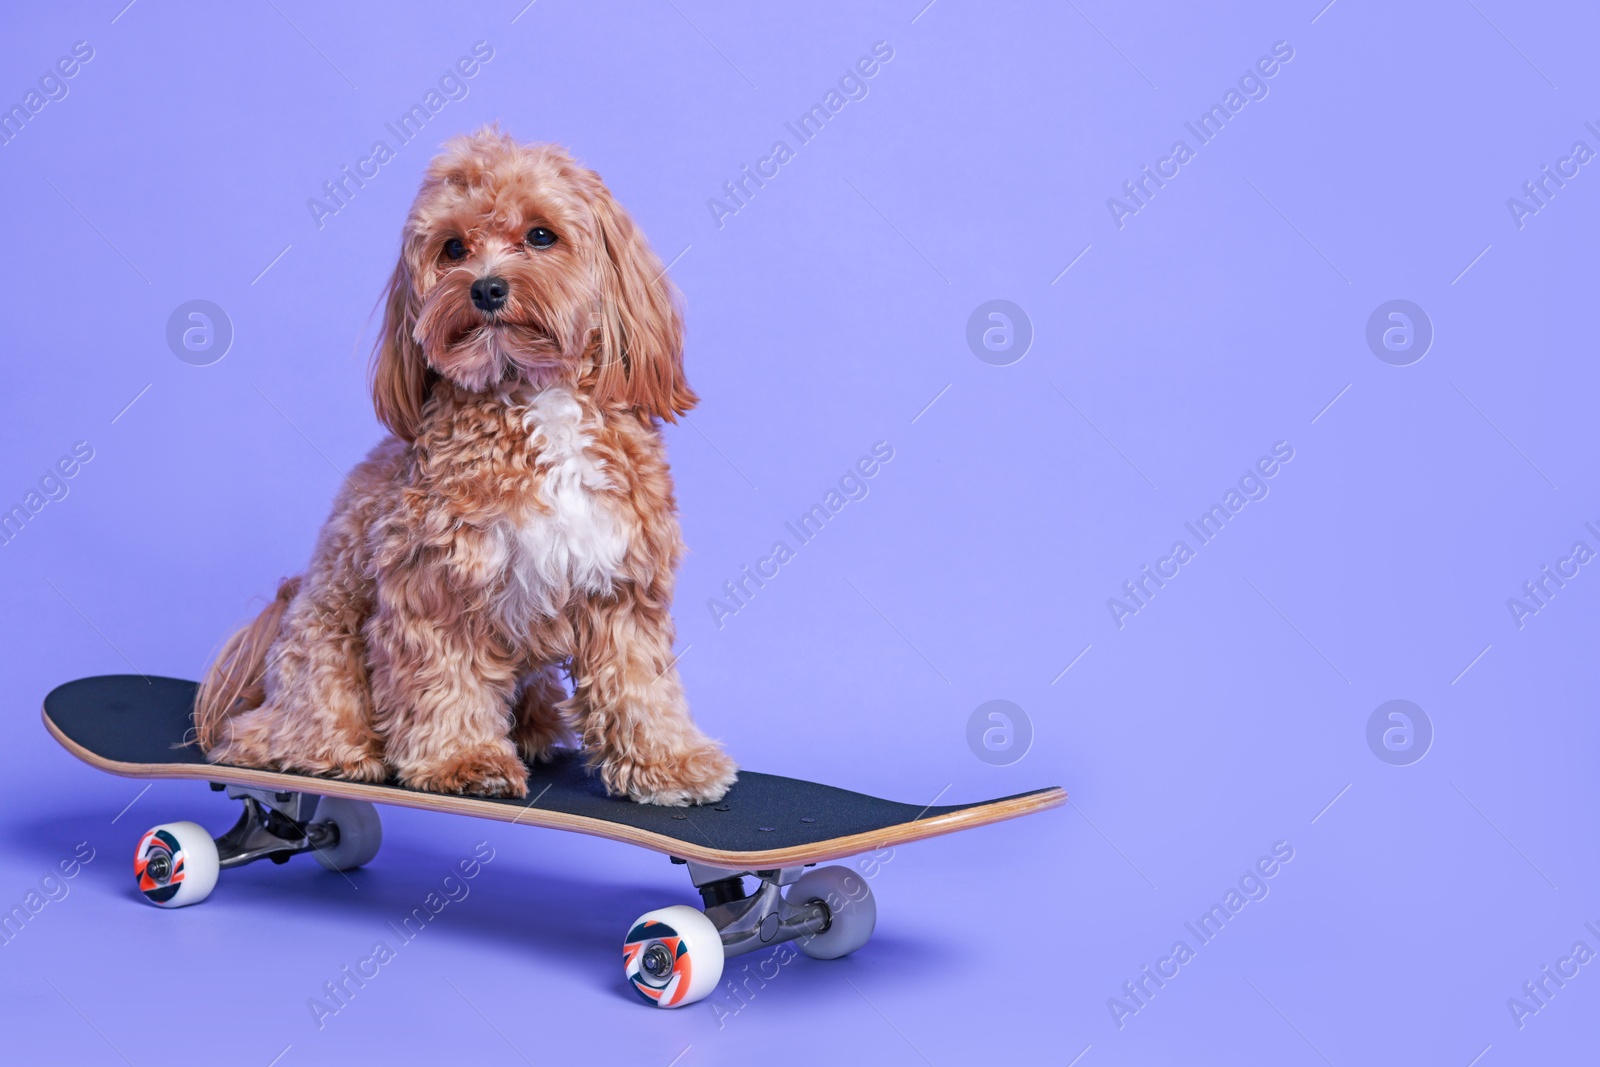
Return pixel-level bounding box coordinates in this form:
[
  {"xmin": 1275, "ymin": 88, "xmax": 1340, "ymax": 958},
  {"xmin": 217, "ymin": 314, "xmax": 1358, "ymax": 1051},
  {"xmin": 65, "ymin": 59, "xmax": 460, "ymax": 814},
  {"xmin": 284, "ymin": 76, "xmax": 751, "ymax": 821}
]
[{"xmin": 194, "ymin": 128, "xmax": 736, "ymax": 806}]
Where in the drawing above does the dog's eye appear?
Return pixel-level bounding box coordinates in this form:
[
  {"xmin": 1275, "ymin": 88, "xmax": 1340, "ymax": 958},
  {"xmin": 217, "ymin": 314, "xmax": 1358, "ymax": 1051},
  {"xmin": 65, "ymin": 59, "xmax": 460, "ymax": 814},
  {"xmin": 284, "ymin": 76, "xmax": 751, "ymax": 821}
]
[
  {"xmin": 443, "ymin": 238, "xmax": 467, "ymax": 261},
  {"xmin": 525, "ymin": 227, "xmax": 557, "ymax": 249}
]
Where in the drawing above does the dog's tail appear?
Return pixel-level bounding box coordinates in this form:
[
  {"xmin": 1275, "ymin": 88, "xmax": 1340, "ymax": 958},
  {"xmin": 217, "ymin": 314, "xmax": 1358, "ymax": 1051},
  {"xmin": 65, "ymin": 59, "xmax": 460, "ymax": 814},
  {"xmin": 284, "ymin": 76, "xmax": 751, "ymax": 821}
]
[{"xmin": 193, "ymin": 577, "xmax": 301, "ymax": 751}]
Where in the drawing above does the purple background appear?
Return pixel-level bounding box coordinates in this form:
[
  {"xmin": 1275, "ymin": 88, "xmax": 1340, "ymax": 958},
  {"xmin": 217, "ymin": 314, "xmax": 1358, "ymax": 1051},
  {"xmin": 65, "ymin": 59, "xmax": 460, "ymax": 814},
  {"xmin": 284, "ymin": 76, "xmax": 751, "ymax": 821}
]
[{"xmin": 3, "ymin": 1, "xmax": 1597, "ymax": 1063}]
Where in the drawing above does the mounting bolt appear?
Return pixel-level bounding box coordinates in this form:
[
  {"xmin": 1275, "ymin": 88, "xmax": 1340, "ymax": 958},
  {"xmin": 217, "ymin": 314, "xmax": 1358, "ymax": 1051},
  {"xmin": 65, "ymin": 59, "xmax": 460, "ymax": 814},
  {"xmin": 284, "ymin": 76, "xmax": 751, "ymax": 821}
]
[{"xmin": 641, "ymin": 943, "xmax": 674, "ymax": 980}]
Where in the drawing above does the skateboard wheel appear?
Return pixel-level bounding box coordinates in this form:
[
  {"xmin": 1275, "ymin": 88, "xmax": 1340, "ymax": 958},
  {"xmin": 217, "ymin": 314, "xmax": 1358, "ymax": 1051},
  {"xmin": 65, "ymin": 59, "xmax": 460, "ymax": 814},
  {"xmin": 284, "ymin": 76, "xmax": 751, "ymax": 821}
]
[
  {"xmin": 623, "ymin": 905, "xmax": 724, "ymax": 1008},
  {"xmin": 133, "ymin": 821, "xmax": 219, "ymax": 908},
  {"xmin": 788, "ymin": 866, "xmax": 876, "ymax": 960},
  {"xmin": 309, "ymin": 798, "xmax": 383, "ymax": 872}
]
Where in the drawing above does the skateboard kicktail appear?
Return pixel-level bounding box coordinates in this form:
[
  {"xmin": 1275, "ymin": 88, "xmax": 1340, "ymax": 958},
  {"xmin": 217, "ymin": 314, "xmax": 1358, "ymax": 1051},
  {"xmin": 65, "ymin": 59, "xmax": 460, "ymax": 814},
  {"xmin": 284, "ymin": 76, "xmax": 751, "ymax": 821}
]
[{"xmin": 44, "ymin": 675, "xmax": 1065, "ymax": 1008}]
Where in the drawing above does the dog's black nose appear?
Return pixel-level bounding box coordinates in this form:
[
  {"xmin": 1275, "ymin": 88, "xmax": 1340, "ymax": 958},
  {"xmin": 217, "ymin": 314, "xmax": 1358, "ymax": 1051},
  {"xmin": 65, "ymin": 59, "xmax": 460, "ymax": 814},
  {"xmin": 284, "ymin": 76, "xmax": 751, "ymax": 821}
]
[{"xmin": 471, "ymin": 275, "xmax": 509, "ymax": 313}]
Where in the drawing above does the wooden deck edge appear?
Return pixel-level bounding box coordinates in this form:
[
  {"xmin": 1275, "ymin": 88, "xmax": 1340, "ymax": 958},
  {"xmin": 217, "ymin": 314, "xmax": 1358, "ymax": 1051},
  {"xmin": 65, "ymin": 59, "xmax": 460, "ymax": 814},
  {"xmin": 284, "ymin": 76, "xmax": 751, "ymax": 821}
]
[{"xmin": 42, "ymin": 707, "xmax": 1066, "ymax": 868}]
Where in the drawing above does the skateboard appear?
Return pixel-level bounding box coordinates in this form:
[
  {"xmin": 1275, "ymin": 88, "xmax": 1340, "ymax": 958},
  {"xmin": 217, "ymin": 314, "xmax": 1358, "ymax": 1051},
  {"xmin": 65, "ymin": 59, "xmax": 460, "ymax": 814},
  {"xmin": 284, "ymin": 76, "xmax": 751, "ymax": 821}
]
[{"xmin": 43, "ymin": 674, "xmax": 1065, "ymax": 1008}]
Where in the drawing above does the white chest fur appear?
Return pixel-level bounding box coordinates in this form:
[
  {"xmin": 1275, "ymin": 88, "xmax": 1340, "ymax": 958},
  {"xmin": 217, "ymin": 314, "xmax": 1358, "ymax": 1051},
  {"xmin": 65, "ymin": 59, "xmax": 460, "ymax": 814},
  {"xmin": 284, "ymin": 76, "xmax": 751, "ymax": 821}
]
[{"xmin": 493, "ymin": 385, "xmax": 628, "ymax": 623}]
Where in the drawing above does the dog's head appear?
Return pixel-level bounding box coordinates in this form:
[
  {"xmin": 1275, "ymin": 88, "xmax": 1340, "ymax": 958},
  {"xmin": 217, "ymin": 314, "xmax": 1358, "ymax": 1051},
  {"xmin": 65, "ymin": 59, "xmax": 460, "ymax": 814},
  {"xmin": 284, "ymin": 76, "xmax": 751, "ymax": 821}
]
[{"xmin": 372, "ymin": 128, "xmax": 694, "ymax": 440}]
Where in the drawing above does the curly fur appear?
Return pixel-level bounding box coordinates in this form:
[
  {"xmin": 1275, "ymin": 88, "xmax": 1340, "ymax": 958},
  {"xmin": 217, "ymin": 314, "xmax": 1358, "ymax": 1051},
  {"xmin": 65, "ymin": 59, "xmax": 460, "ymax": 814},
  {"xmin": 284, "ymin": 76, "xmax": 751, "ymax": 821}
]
[{"xmin": 195, "ymin": 128, "xmax": 735, "ymax": 805}]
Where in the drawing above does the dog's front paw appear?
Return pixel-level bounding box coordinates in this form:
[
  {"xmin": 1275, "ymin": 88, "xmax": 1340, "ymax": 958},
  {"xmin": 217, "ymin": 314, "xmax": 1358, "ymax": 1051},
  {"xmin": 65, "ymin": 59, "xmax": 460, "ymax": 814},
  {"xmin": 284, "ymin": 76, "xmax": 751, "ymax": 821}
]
[
  {"xmin": 603, "ymin": 738, "xmax": 738, "ymax": 807},
  {"xmin": 403, "ymin": 742, "xmax": 529, "ymax": 799}
]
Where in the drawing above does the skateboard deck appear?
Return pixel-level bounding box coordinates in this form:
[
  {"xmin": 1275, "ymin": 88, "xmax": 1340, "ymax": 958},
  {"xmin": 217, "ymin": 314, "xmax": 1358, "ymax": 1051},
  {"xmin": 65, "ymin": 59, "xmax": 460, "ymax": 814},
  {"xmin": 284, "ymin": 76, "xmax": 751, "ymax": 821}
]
[{"xmin": 44, "ymin": 675, "xmax": 1065, "ymax": 868}]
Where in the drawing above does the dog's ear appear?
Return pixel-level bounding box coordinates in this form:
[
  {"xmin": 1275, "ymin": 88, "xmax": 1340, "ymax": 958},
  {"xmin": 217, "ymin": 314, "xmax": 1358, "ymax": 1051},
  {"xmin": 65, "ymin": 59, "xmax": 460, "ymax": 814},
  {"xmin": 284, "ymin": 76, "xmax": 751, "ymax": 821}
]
[
  {"xmin": 589, "ymin": 180, "xmax": 696, "ymax": 421},
  {"xmin": 370, "ymin": 253, "xmax": 431, "ymax": 442}
]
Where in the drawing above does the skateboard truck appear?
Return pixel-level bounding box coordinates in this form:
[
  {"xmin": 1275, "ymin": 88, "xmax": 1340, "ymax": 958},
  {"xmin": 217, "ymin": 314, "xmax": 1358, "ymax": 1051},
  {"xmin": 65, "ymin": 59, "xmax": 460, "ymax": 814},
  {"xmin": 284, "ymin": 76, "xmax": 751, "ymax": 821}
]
[
  {"xmin": 683, "ymin": 861, "xmax": 830, "ymax": 958},
  {"xmin": 212, "ymin": 786, "xmax": 336, "ymax": 869},
  {"xmin": 129, "ymin": 785, "xmax": 385, "ymax": 909}
]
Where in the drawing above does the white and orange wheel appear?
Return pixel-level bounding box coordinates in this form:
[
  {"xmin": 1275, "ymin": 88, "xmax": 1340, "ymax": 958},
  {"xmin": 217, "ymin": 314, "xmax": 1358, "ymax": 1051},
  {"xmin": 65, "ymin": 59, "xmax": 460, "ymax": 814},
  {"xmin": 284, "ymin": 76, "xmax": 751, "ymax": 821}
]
[
  {"xmin": 623, "ymin": 905, "xmax": 724, "ymax": 1008},
  {"xmin": 133, "ymin": 821, "xmax": 219, "ymax": 908}
]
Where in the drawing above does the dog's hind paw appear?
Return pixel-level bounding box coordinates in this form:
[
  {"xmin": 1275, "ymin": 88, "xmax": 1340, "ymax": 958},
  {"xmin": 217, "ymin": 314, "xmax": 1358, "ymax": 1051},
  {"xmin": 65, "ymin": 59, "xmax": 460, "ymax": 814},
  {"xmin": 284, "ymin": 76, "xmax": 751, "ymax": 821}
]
[
  {"xmin": 208, "ymin": 728, "xmax": 388, "ymax": 785},
  {"xmin": 203, "ymin": 712, "xmax": 276, "ymax": 769},
  {"xmin": 402, "ymin": 742, "xmax": 529, "ymax": 799},
  {"xmin": 322, "ymin": 753, "xmax": 390, "ymax": 782}
]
